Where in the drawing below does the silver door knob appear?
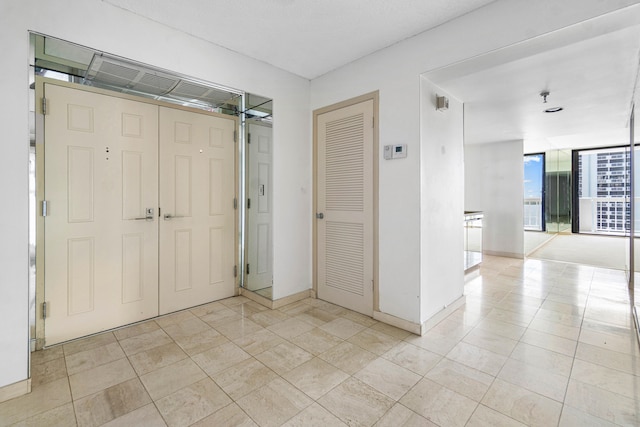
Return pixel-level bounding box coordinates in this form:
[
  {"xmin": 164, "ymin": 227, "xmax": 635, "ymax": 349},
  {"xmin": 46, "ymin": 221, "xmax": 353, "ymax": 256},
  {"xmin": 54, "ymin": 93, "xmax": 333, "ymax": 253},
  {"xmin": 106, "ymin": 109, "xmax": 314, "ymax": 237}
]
[{"xmin": 316, "ymin": 213, "xmax": 324, "ymax": 219}]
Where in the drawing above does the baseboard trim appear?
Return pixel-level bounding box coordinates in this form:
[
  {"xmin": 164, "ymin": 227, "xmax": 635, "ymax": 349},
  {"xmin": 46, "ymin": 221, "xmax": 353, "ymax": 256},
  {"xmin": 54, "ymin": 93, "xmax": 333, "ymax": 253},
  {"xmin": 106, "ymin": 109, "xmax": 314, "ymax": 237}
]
[
  {"xmin": 373, "ymin": 311, "xmax": 422, "ymax": 335},
  {"xmin": 484, "ymin": 250, "xmax": 524, "ymax": 259},
  {"xmin": 0, "ymin": 379, "xmax": 31, "ymax": 403},
  {"xmin": 240, "ymin": 288, "xmax": 312, "ymax": 310},
  {"xmin": 420, "ymin": 295, "xmax": 467, "ymax": 334}
]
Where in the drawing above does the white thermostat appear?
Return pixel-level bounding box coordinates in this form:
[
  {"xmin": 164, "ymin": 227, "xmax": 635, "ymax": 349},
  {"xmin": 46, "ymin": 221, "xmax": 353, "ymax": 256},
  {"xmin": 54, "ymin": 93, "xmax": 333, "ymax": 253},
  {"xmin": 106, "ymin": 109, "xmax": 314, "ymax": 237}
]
[{"xmin": 384, "ymin": 144, "xmax": 407, "ymax": 160}]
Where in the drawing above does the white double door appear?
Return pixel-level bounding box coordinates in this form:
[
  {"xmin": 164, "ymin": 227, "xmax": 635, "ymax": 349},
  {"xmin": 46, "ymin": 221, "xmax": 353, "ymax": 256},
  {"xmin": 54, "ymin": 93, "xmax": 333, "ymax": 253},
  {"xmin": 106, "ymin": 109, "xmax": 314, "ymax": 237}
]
[{"xmin": 43, "ymin": 82, "xmax": 236, "ymax": 345}]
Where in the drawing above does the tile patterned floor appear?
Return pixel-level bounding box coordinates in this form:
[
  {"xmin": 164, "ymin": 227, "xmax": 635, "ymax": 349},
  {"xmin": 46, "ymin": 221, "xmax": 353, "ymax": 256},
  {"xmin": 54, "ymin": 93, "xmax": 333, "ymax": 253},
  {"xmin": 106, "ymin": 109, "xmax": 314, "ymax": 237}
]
[{"xmin": 2, "ymin": 255, "xmax": 639, "ymax": 426}]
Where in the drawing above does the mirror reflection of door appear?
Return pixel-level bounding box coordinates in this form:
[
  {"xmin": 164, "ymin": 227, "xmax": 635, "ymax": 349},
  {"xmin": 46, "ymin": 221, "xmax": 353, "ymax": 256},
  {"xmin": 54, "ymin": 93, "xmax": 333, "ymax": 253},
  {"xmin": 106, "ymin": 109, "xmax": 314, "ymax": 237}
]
[{"xmin": 245, "ymin": 120, "xmax": 273, "ymax": 297}]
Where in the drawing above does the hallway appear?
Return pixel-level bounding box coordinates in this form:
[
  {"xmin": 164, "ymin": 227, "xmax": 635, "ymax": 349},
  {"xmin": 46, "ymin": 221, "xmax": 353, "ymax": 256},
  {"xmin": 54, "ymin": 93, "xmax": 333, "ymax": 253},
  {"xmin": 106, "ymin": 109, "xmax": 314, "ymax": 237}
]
[{"xmin": 1, "ymin": 255, "xmax": 639, "ymax": 426}]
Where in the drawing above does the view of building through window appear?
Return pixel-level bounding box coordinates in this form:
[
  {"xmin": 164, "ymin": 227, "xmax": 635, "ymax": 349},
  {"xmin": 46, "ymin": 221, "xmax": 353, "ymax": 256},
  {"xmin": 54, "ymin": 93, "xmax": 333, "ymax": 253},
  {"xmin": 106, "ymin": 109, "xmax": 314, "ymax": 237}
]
[{"xmin": 524, "ymin": 153, "xmax": 544, "ymax": 231}]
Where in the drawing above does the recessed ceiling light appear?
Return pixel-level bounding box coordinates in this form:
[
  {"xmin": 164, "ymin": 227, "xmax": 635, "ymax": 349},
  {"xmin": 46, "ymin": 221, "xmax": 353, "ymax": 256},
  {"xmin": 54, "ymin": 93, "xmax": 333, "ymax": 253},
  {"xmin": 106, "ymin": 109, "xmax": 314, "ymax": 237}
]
[{"xmin": 544, "ymin": 107, "xmax": 563, "ymax": 113}]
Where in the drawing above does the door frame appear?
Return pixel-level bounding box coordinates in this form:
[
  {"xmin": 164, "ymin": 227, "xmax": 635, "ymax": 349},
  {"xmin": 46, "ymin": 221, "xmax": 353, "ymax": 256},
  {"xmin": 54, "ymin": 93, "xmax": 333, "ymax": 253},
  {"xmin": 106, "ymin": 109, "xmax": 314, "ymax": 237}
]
[
  {"xmin": 34, "ymin": 77, "xmax": 240, "ymax": 348},
  {"xmin": 312, "ymin": 91, "xmax": 379, "ymax": 312}
]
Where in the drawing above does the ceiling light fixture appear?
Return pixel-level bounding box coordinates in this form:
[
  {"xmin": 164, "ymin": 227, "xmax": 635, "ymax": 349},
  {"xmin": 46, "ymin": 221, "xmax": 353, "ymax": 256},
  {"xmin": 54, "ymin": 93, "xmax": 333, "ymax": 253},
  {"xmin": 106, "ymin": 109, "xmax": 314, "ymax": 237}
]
[{"xmin": 540, "ymin": 90, "xmax": 563, "ymax": 113}]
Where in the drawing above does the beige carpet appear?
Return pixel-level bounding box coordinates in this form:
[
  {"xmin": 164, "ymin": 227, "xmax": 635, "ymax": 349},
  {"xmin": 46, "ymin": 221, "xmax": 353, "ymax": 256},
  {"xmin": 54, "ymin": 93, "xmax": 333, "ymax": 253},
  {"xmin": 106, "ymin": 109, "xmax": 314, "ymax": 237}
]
[{"xmin": 528, "ymin": 233, "xmax": 639, "ymax": 271}]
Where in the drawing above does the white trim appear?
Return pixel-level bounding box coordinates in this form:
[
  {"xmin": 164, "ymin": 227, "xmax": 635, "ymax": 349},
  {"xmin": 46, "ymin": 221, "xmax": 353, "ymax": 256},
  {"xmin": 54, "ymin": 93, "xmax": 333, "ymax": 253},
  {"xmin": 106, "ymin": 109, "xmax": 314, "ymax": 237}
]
[
  {"xmin": 420, "ymin": 295, "xmax": 466, "ymax": 335},
  {"xmin": 0, "ymin": 379, "xmax": 31, "ymax": 403}
]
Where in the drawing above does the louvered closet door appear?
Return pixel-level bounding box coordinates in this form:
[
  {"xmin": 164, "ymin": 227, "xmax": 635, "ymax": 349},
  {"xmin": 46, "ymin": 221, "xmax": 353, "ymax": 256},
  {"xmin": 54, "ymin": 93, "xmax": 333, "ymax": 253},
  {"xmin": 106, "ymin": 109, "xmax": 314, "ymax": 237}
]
[
  {"xmin": 317, "ymin": 99, "xmax": 374, "ymax": 315},
  {"xmin": 44, "ymin": 83, "xmax": 159, "ymax": 345}
]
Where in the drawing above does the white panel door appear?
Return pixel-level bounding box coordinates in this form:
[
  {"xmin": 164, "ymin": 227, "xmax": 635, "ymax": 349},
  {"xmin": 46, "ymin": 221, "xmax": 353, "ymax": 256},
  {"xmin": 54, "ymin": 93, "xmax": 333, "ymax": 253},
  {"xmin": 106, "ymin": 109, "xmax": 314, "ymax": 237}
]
[
  {"xmin": 317, "ymin": 100, "xmax": 374, "ymax": 315},
  {"xmin": 159, "ymin": 107, "xmax": 236, "ymax": 314},
  {"xmin": 245, "ymin": 122, "xmax": 273, "ymax": 291},
  {"xmin": 44, "ymin": 83, "xmax": 159, "ymax": 345}
]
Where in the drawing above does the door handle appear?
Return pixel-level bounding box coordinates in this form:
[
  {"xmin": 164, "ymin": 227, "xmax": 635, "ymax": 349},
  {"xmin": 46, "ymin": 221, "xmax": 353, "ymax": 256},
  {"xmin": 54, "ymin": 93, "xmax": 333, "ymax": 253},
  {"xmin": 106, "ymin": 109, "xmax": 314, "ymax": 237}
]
[
  {"xmin": 316, "ymin": 213, "xmax": 324, "ymax": 219},
  {"xmin": 132, "ymin": 208, "xmax": 154, "ymax": 221},
  {"xmin": 164, "ymin": 214, "xmax": 186, "ymax": 220}
]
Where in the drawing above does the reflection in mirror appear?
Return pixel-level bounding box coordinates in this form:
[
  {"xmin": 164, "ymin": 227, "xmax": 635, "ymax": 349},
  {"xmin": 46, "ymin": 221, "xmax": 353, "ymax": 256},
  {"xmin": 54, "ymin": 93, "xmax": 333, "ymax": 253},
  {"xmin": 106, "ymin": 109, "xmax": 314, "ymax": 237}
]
[{"xmin": 243, "ymin": 95, "xmax": 274, "ymax": 299}]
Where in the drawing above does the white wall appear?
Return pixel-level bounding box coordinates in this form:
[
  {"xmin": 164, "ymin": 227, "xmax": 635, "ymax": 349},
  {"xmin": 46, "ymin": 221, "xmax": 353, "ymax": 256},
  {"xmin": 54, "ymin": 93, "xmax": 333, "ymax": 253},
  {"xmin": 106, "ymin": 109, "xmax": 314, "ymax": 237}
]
[
  {"xmin": 0, "ymin": 0, "xmax": 310, "ymax": 388},
  {"xmin": 420, "ymin": 79, "xmax": 465, "ymax": 321},
  {"xmin": 465, "ymin": 141, "xmax": 525, "ymax": 258},
  {"xmin": 310, "ymin": 0, "xmax": 635, "ymax": 324}
]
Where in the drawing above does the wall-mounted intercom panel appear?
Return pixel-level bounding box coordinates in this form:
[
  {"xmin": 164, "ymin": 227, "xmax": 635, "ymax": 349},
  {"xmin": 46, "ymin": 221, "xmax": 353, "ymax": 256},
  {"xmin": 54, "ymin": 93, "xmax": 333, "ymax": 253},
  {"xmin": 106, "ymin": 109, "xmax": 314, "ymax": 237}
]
[{"xmin": 384, "ymin": 144, "xmax": 407, "ymax": 160}]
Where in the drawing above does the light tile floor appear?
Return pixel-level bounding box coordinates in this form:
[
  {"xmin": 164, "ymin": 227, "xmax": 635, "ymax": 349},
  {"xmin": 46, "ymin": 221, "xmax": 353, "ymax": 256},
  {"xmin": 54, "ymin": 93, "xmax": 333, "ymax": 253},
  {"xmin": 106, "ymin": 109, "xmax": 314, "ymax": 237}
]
[{"xmin": 2, "ymin": 255, "xmax": 639, "ymax": 426}]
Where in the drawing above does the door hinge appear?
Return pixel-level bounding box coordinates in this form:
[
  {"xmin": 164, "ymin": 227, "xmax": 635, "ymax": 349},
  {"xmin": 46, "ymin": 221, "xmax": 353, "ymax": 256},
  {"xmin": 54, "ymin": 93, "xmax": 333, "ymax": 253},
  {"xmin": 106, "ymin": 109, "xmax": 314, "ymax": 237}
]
[
  {"xmin": 42, "ymin": 302, "xmax": 47, "ymax": 319},
  {"xmin": 234, "ymin": 265, "xmax": 238, "ymax": 277},
  {"xmin": 42, "ymin": 200, "xmax": 48, "ymax": 217},
  {"xmin": 247, "ymin": 133, "xmax": 251, "ymax": 144},
  {"xmin": 246, "ymin": 264, "xmax": 250, "ymax": 275},
  {"xmin": 247, "ymin": 198, "xmax": 251, "ymax": 209},
  {"xmin": 42, "ymin": 97, "xmax": 47, "ymax": 115},
  {"xmin": 234, "ymin": 198, "xmax": 238, "ymax": 210}
]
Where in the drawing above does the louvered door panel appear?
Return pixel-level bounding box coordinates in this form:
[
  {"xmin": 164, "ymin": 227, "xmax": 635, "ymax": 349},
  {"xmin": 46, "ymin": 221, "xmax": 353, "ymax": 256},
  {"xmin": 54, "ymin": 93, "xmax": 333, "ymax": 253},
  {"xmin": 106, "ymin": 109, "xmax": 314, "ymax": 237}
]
[{"xmin": 317, "ymin": 100, "xmax": 373, "ymax": 315}]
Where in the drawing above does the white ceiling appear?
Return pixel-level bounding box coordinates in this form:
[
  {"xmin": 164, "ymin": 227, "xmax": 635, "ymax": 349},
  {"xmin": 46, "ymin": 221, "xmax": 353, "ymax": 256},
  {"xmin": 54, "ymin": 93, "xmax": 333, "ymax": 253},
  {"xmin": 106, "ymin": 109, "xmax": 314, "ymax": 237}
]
[
  {"xmin": 104, "ymin": 0, "xmax": 496, "ymax": 79},
  {"xmin": 103, "ymin": 0, "xmax": 640, "ymax": 152}
]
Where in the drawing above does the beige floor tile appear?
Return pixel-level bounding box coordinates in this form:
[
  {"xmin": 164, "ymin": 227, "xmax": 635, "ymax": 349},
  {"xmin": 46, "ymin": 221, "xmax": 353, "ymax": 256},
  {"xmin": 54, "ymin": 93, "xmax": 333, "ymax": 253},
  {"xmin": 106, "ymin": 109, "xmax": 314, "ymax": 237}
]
[
  {"xmin": 102, "ymin": 404, "xmax": 166, "ymax": 426},
  {"xmin": 161, "ymin": 316, "xmax": 211, "ymax": 341},
  {"xmin": 510, "ymin": 342, "xmax": 573, "ymax": 377},
  {"xmin": 404, "ymin": 330, "xmax": 460, "ymax": 356},
  {"xmin": 11, "ymin": 402, "xmax": 76, "ymax": 427},
  {"xmin": 278, "ymin": 300, "xmax": 313, "ymax": 316},
  {"xmin": 374, "ymin": 403, "xmax": 436, "ymax": 427},
  {"xmin": 318, "ymin": 377, "xmax": 394, "ymax": 426},
  {"xmin": 212, "ymin": 358, "xmax": 278, "ymax": 400},
  {"xmin": 30, "ymin": 356, "xmax": 67, "ymax": 388},
  {"xmin": 172, "ymin": 327, "xmax": 229, "ymax": 356},
  {"xmin": 382, "ymin": 342, "xmax": 441, "ymax": 375},
  {"xmin": 69, "ymin": 358, "xmax": 136, "ymax": 400},
  {"xmin": 400, "ymin": 377, "xmax": 477, "ymax": 427},
  {"xmin": 233, "ymin": 328, "xmax": 285, "ymax": 356},
  {"xmin": 118, "ymin": 328, "xmax": 173, "ymax": 356},
  {"xmin": 309, "ymin": 299, "xmax": 349, "ymax": 316},
  {"xmin": 229, "ymin": 301, "xmax": 269, "ymax": 317},
  {"xmin": 369, "ymin": 322, "xmax": 412, "ymax": 340},
  {"xmin": 215, "ymin": 317, "xmax": 265, "ymax": 341},
  {"xmin": 498, "ymin": 358, "xmax": 569, "ymax": 402},
  {"xmin": 73, "ymin": 378, "xmax": 151, "ymax": 427},
  {"xmin": 574, "ymin": 342, "xmax": 640, "ymax": 376},
  {"xmin": 63, "ymin": 332, "xmax": 117, "ymax": 356},
  {"xmin": 128, "ymin": 342, "xmax": 188, "ymax": 375},
  {"xmin": 342, "ymin": 310, "xmax": 378, "ymax": 327},
  {"xmin": 481, "ymin": 378, "xmax": 562, "ymax": 427},
  {"xmin": 65, "ymin": 341, "xmax": 126, "ymax": 376},
  {"xmin": 189, "ymin": 301, "xmax": 226, "ymax": 318},
  {"xmin": 348, "ymin": 328, "xmax": 400, "ymax": 356},
  {"xmin": 318, "ymin": 341, "xmax": 377, "ymax": 375},
  {"xmin": 465, "ymin": 404, "xmax": 526, "ymax": 427},
  {"xmin": 319, "ymin": 317, "xmax": 367, "ymax": 339},
  {"xmin": 354, "ymin": 357, "xmax": 421, "ymax": 401},
  {"xmin": 540, "ymin": 299, "xmax": 584, "ymax": 316},
  {"xmin": 570, "ymin": 358, "xmax": 640, "ymax": 400},
  {"xmin": 250, "ymin": 309, "xmax": 290, "ymax": 327},
  {"xmin": 474, "ymin": 317, "xmax": 526, "ymax": 340},
  {"xmin": 155, "ymin": 378, "xmax": 232, "ymax": 427},
  {"xmin": 30, "ymin": 346, "xmax": 64, "ymax": 366},
  {"xmin": 140, "ymin": 358, "xmax": 207, "ymax": 400},
  {"xmin": 154, "ymin": 310, "xmax": 197, "ymax": 328},
  {"xmin": 485, "ymin": 308, "xmax": 534, "ymax": 327},
  {"xmin": 199, "ymin": 307, "xmax": 241, "ymax": 326},
  {"xmin": 0, "ymin": 377, "xmax": 71, "ymax": 426},
  {"xmin": 446, "ymin": 342, "xmax": 508, "ymax": 376},
  {"xmin": 192, "ymin": 341, "xmax": 252, "ymax": 376},
  {"xmin": 564, "ymin": 379, "xmax": 640, "ymax": 425},
  {"xmin": 190, "ymin": 403, "xmax": 257, "ymax": 427},
  {"xmin": 113, "ymin": 320, "xmax": 160, "ymax": 341},
  {"xmin": 290, "ymin": 328, "xmax": 343, "ymax": 355},
  {"xmin": 267, "ymin": 318, "xmax": 316, "ymax": 340},
  {"xmin": 237, "ymin": 378, "xmax": 313, "ymax": 427},
  {"xmin": 463, "ymin": 328, "xmax": 518, "ymax": 356},
  {"xmin": 254, "ymin": 342, "xmax": 314, "ymax": 375},
  {"xmin": 293, "ymin": 308, "xmax": 337, "ymax": 327},
  {"xmin": 558, "ymin": 405, "xmax": 617, "ymax": 427},
  {"xmin": 578, "ymin": 328, "xmax": 639, "ymax": 356},
  {"xmin": 282, "ymin": 402, "xmax": 347, "ymax": 426},
  {"xmin": 520, "ymin": 329, "xmax": 577, "ymax": 357},
  {"xmin": 528, "ymin": 316, "xmax": 581, "ymax": 341},
  {"xmin": 425, "ymin": 358, "xmax": 493, "ymax": 402},
  {"xmin": 283, "ymin": 357, "xmax": 349, "ymax": 400}
]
